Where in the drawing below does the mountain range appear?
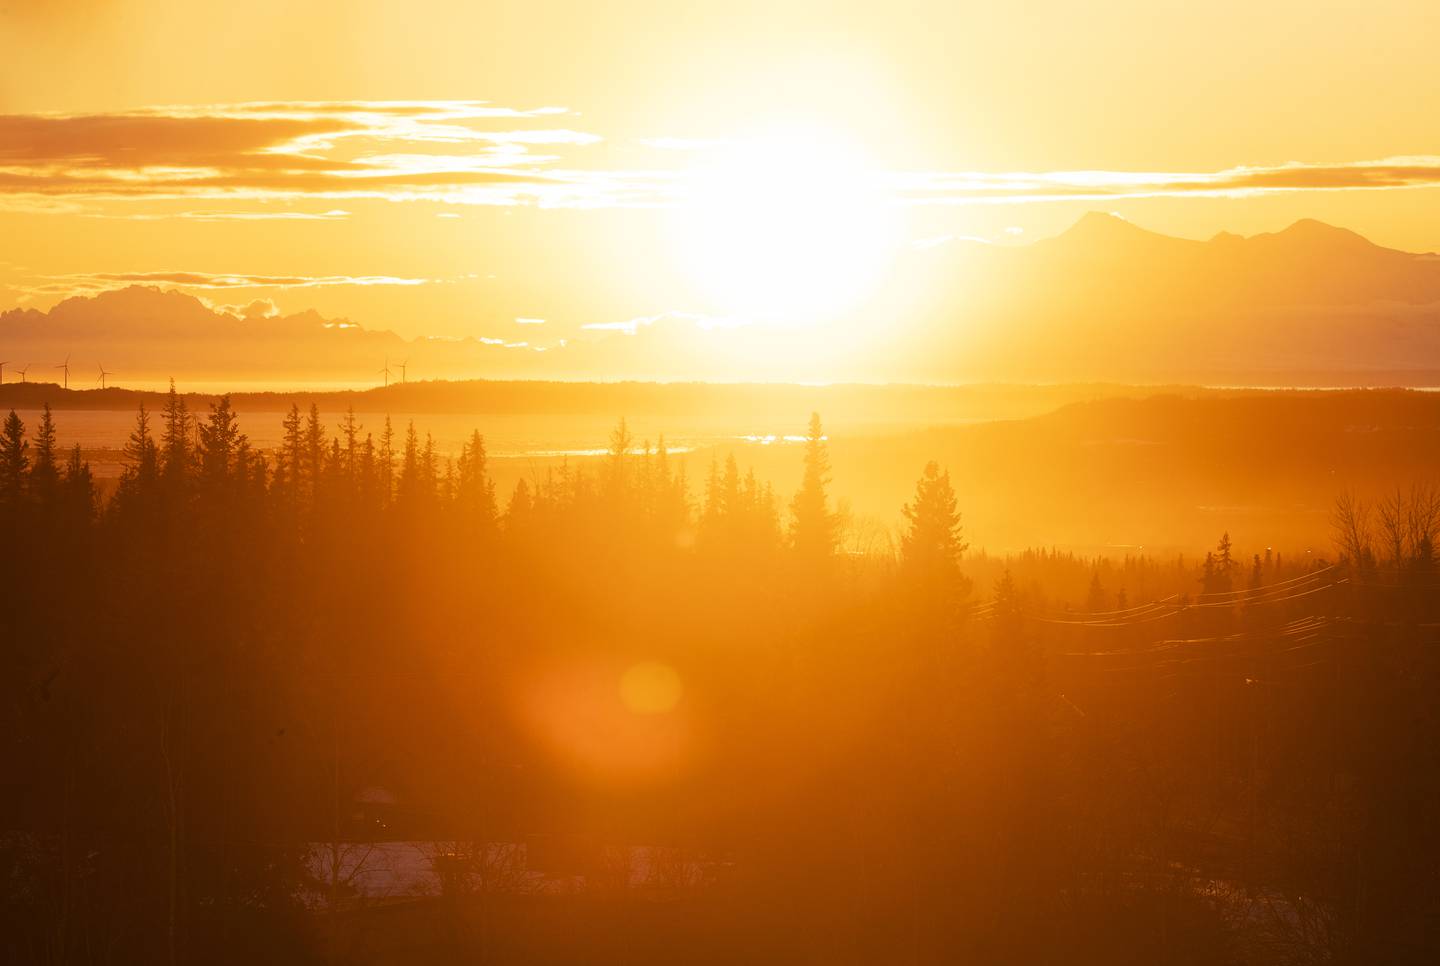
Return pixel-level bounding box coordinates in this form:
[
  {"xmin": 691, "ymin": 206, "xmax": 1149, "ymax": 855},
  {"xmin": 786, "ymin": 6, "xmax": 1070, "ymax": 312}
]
[
  {"xmin": 871, "ymin": 213, "xmax": 1440, "ymax": 384},
  {"xmin": 5, "ymin": 214, "xmax": 1440, "ymax": 387}
]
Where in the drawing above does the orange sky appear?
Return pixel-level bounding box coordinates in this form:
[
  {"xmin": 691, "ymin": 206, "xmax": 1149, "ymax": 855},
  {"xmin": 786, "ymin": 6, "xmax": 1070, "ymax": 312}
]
[{"xmin": 3, "ymin": 0, "xmax": 1439, "ymax": 365}]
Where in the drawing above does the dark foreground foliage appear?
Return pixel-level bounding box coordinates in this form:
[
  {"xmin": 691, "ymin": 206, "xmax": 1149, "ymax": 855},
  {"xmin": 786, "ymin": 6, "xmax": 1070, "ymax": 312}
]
[{"xmin": 3, "ymin": 394, "xmax": 1439, "ymax": 965}]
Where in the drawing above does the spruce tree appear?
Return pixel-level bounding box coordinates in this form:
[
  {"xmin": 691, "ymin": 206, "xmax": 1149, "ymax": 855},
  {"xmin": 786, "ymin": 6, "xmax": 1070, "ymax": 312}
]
[
  {"xmin": 1215, "ymin": 532, "xmax": 1235, "ymax": 592},
  {"xmin": 198, "ymin": 394, "xmax": 244, "ymax": 489},
  {"xmin": 605, "ymin": 417, "xmax": 633, "ymax": 498},
  {"xmin": 456, "ymin": 430, "xmax": 497, "ymax": 529},
  {"xmin": 397, "ymin": 421, "xmax": 422, "ymax": 505},
  {"xmin": 159, "ymin": 378, "xmax": 193, "ymax": 488},
  {"xmin": 340, "ymin": 407, "xmax": 362, "ymax": 483},
  {"xmin": 702, "ymin": 456, "xmax": 722, "ymax": 532},
  {"xmin": 789, "ymin": 412, "xmax": 838, "ymax": 561},
  {"xmin": 506, "ymin": 477, "xmax": 534, "ymax": 529},
  {"xmin": 900, "ymin": 461, "xmax": 967, "ymax": 588},
  {"xmin": 379, "ymin": 415, "xmax": 396, "ymax": 506},
  {"xmin": 303, "ymin": 403, "xmax": 325, "ymax": 494},
  {"xmin": 1086, "ymin": 572, "xmax": 1107, "ymax": 613},
  {"xmin": 121, "ymin": 403, "xmax": 159, "ymax": 490},
  {"xmin": 1200, "ymin": 551, "xmax": 1221, "ymax": 595},
  {"xmin": 280, "ymin": 404, "xmax": 304, "ymax": 500},
  {"xmin": 0, "ymin": 410, "xmax": 29, "ymax": 507},
  {"xmin": 62, "ymin": 443, "xmax": 94, "ymax": 523},
  {"xmin": 30, "ymin": 404, "xmax": 60, "ymax": 504},
  {"xmin": 991, "ymin": 568, "xmax": 1026, "ymax": 655},
  {"xmin": 422, "ymin": 433, "xmax": 439, "ymax": 498}
]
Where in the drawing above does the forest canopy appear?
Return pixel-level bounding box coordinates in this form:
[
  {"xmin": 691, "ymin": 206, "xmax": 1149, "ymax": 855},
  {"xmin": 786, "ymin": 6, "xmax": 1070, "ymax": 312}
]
[{"xmin": 3, "ymin": 394, "xmax": 1439, "ymax": 965}]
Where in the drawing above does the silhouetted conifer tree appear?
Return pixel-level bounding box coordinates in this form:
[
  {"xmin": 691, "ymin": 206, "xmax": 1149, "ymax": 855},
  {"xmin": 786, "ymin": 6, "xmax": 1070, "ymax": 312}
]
[
  {"xmin": 702, "ymin": 456, "xmax": 722, "ymax": 529},
  {"xmin": 456, "ymin": 430, "xmax": 497, "ymax": 531},
  {"xmin": 605, "ymin": 417, "xmax": 634, "ymax": 501},
  {"xmin": 1085, "ymin": 571, "xmax": 1107, "ymax": 613},
  {"xmin": 789, "ymin": 412, "xmax": 838, "ymax": 562},
  {"xmin": 278, "ymin": 403, "xmax": 304, "ymax": 501},
  {"xmin": 650, "ymin": 434, "xmax": 690, "ymax": 536},
  {"xmin": 30, "ymin": 404, "xmax": 60, "ymax": 506},
  {"xmin": 1200, "ymin": 551, "xmax": 1218, "ymax": 594},
  {"xmin": 422, "ymin": 433, "xmax": 439, "ymax": 498},
  {"xmin": 159, "ymin": 379, "xmax": 193, "ymax": 492},
  {"xmin": 340, "ymin": 406, "xmax": 361, "ymax": 483},
  {"xmin": 359, "ymin": 432, "xmax": 377, "ymax": 504},
  {"xmin": 900, "ymin": 461, "xmax": 967, "ymax": 594},
  {"xmin": 505, "ymin": 477, "xmax": 534, "ymax": 530},
  {"xmin": 397, "ymin": 421, "xmax": 423, "ymax": 506},
  {"xmin": 990, "ymin": 568, "xmax": 1027, "ymax": 660},
  {"xmin": 61, "ymin": 442, "xmax": 94, "ymax": 523},
  {"xmin": 378, "ymin": 415, "xmax": 395, "ymax": 505},
  {"xmin": 1207, "ymin": 533, "xmax": 1232, "ymax": 593},
  {"xmin": 118, "ymin": 403, "xmax": 159, "ymax": 497},
  {"xmin": 0, "ymin": 410, "xmax": 29, "ymax": 508},
  {"xmin": 197, "ymin": 395, "xmax": 244, "ymax": 490},
  {"xmin": 303, "ymin": 403, "xmax": 326, "ymax": 497},
  {"xmin": 233, "ymin": 437, "xmax": 265, "ymax": 507}
]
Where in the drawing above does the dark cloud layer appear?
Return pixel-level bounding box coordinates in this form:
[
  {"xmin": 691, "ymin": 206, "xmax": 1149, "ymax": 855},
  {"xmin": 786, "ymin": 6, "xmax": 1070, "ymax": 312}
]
[
  {"xmin": 0, "ymin": 102, "xmax": 1438, "ymax": 213},
  {"xmin": 0, "ymin": 102, "xmax": 594, "ymax": 208}
]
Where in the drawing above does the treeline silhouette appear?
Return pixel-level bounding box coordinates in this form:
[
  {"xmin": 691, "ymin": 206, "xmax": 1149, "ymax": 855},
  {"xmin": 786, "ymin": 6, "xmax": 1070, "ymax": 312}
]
[{"xmin": 3, "ymin": 390, "xmax": 1440, "ymax": 965}]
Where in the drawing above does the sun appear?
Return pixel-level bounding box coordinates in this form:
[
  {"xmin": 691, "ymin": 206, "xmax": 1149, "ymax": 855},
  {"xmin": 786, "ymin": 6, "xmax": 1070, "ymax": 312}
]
[{"xmin": 671, "ymin": 128, "xmax": 899, "ymax": 326}]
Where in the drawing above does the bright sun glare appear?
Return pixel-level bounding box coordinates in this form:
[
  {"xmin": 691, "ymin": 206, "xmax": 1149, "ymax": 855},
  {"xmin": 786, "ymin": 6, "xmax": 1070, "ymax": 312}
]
[{"xmin": 673, "ymin": 129, "xmax": 899, "ymax": 326}]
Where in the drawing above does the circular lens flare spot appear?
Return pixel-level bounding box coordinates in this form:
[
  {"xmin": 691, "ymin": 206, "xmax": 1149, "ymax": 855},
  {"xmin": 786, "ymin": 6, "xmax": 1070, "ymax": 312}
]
[{"xmin": 619, "ymin": 662, "xmax": 683, "ymax": 715}]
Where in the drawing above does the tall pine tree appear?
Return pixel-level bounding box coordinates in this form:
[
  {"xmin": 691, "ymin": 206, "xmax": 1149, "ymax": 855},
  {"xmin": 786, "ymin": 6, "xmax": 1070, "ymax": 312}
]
[{"xmin": 789, "ymin": 412, "xmax": 838, "ymax": 563}]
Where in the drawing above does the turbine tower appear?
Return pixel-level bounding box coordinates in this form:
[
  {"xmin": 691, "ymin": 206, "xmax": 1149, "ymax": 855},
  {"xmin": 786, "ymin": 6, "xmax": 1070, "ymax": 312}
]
[
  {"xmin": 398, "ymin": 359, "xmax": 409, "ymax": 384},
  {"xmin": 55, "ymin": 354, "xmax": 70, "ymax": 389},
  {"xmin": 379, "ymin": 357, "xmax": 392, "ymax": 387},
  {"xmin": 0, "ymin": 361, "xmax": 8, "ymax": 385},
  {"xmin": 97, "ymin": 363, "xmax": 114, "ymax": 389}
]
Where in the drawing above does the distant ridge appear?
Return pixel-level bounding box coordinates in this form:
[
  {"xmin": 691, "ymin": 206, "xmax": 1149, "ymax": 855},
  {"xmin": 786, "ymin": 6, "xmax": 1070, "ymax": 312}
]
[
  {"xmin": 4, "ymin": 214, "xmax": 1440, "ymax": 384},
  {"xmin": 1052, "ymin": 210, "xmax": 1191, "ymax": 246},
  {"xmin": 898, "ymin": 211, "xmax": 1440, "ymax": 382}
]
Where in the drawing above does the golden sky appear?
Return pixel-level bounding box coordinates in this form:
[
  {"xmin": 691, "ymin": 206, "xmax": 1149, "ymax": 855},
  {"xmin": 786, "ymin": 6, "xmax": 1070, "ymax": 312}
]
[{"xmin": 3, "ymin": 0, "xmax": 1439, "ymax": 365}]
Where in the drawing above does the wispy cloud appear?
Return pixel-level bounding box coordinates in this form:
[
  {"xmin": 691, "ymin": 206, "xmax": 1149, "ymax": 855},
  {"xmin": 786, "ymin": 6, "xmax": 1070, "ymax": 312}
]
[
  {"xmin": 57, "ymin": 271, "xmax": 430, "ymax": 289},
  {"xmin": 176, "ymin": 209, "xmax": 351, "ymax": 221},
  {"xmin": 19, "ymin": 271, "xmax": 434, "ymax": 300},
  {"xmin": 216, "ymin": 297, "xmax": 280, "ymax": 319},
  {"xmin": 1, "ymin": 101, "xmax": 1439, "ymax": 216},
  {"xmin": 887, "ymin": 158, "xmax": 1440, "ymax": 205},
  {"xmin": 581, "ymin": 310, "xmax": 748, "ymax": 335},
  {"xmin": 89, "ymin": 208, "xmax": 354, "ymax": 222}
]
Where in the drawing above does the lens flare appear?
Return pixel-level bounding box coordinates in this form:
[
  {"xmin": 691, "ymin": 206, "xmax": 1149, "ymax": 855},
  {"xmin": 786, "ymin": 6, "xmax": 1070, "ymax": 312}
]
[{"xmin": 619, "ymin": 661, "xmax": 683, "ymax": 714}]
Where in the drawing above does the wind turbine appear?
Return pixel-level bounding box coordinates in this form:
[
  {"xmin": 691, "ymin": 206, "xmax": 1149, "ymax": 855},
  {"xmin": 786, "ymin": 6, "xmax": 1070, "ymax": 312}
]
[
  {"xmin": 54, "ymin": 354, "xmax": 70, "ymax": 389},
  {"xmin": 15, "ymin": 364, "xmax": 30, "ymax": 383},
  {"xmin": 97, "ymin": 363, "xmax": 114, "ymax": 389},
  {"xmin": 378, "ymin": 357, "xmax": 392, "ymax": 387},
  {"xmin": 0, "ymin": 361, "xmax": 8, "ymax": 385},
  {"xmin": 398, "ymin": 359, "xmax": 409, "ymax": 384}
]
